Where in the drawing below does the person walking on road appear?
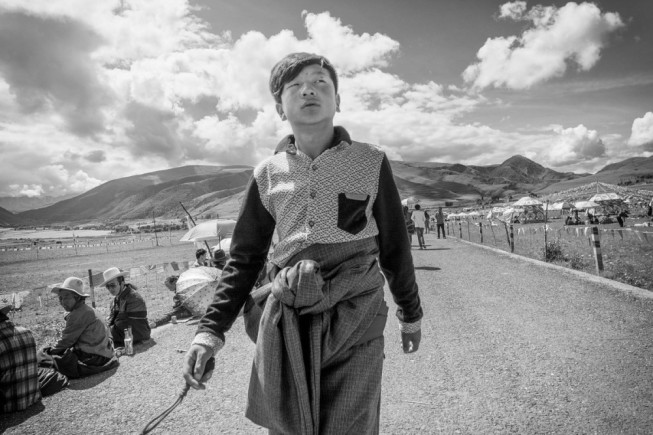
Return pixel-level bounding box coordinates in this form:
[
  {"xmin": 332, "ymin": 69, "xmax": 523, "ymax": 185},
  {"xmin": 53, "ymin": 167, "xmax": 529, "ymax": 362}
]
[
  {"xmin": 182, "ymin": 52, "xmax": 423, "ymax": 434},
  {"xmin": 436, "ymin": 207, "xmax": 446, "ymax": 239},
  {"xmin": 411, "ymin": 204, "xmax": 427, "ymax": 249}
]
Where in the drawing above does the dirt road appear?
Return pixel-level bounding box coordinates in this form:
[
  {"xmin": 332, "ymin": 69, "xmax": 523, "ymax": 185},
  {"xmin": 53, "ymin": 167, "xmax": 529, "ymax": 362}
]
[{"xmin": 2, "ymin": 234, "xmax": 652, "ymax": 434}]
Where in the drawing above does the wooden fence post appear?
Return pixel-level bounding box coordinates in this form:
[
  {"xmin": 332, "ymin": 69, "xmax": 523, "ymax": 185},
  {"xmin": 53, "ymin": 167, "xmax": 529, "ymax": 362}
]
[
  {"xmin": 479, "ymin": 222, "xmax": 483, "ymax": 244},
  {"xmin": 509, "ymin": 224, "xmax": 515, "ymax": 253},
  {"xmin": 466, "ymin": 221, "xmax": 471, "ymax": 240},
  {"xmin": 591, "ymin": 226, "xmax": 604, "ymax": 274},
  {"xmin": 489, "ymin": 222, "xmax": 496, "ymax": 245},
  {"xmin": 87, "ymin": 269, "xmax": 96, "ymax": 308},
  {"xmin": 458, "ymin": 221, "xmax": 462, "ymax": 238}
]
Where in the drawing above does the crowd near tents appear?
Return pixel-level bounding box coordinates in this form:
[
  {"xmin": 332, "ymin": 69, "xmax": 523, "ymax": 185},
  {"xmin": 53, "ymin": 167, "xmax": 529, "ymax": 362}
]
[{"xmin": 400, "ymin": 182, "xmax": 652, "ymax": 226}]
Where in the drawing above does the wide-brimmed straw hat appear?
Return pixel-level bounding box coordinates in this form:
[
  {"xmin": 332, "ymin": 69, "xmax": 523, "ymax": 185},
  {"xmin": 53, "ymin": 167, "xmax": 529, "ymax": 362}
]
[
  {"xmin": 51, "ymin": 277, "xmax": 89, "ymax": 297},
  {"xmin": 99, "ymin": 267, "xmax": 128, "ymax": 287}
]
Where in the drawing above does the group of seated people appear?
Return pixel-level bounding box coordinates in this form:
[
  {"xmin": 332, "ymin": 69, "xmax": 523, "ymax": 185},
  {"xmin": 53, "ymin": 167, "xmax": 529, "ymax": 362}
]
[
  {"xmin": 2, "ymin": 248, "xmax": 237, "ymax": 413},
  {"xmin": 1, "ymin": 266, "xmax": 152, "ymax": 413},
  {"xmin": 564, "ymin": 210, "xmax": 629, "ymax": 227}
]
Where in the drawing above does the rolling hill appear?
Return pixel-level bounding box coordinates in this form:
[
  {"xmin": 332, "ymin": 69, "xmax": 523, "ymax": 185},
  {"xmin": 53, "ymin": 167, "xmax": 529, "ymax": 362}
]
[
  {"xmin": 0, "ymin": 206, "xmax": 20, "ymax": 226},
  {"xmin": 0, "ymin": 194, "xmax": 78, "ymax": 213},
  {"xmin": 536, "ymin": 156, "xmax": 653, "ymax": 194},
  {"xmin": 11, "ymin": 154, "xmax": 653, "ymax": 225},
  {"xmin": 16, "ymin": 165, "xmax": 252, "ymax": 224}
]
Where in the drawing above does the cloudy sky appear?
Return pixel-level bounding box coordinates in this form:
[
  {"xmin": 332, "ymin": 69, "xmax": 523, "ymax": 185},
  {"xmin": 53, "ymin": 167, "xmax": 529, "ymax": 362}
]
[{"xmin": 0, "ymin": 0, "xmax": 652, "ymax": 198}]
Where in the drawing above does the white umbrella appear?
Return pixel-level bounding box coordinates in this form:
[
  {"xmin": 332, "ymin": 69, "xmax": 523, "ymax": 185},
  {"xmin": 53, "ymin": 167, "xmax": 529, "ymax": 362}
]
[
  {"xmin": 175, "ymin": 266, "xmax": 222, "ymax": 316},
  {"xmin": 179, "ymin": 219, "xmax": 237, "ymax": 243},
  {"xmin": 401, "ymin": 196, "xmax": 419, "ymax": 207},
  {"xmin": 212, "ymin": 237, "xmax": 232, "ymax": 254}
]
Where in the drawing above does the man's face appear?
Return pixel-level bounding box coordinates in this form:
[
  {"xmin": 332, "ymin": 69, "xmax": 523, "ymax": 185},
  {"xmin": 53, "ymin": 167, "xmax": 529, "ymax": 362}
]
[
  {"xmin": 199, "ymin": 254, "xmax": 207, "ymax": 264},
  {"xmin": 276, "ymin": 64, "xmax": 340, "ymax": 127},
  {"xmin": 58, "ymin": 290, "xmax": 78, "ymax": 312},
  {"xmin": 105, "ymin": 279, "xmax": 122, "ymax": 296}
]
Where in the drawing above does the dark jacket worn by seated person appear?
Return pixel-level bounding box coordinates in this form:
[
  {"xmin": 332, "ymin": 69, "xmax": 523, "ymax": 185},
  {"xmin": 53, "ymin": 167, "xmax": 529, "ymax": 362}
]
[{"xmin": 107, "ymin": 284, "xmax": 151, "ymax": 346}]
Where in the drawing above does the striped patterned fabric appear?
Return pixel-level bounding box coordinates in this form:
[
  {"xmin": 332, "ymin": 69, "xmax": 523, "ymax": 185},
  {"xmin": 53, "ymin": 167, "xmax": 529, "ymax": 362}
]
[{"xmin": 246, "ymin": 238, "xmax": 386, "ymax": 434}]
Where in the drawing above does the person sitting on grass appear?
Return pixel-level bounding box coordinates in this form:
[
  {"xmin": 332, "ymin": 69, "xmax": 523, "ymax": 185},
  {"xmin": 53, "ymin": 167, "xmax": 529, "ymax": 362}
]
[
  {"xmin": 0, "ymin": 302, "xmax": 42, "ymax": 412},
  {"xmin": 101, "ymin": 267, "xmax": 151, "ymax": 347},
  {"xmin": 150, "ymin": 276, "xmax": 194, "ymax": 328},
  {"xmin": 192, "ymin": 248, "xmax": 208, "ymax": 267},
  {"xmin": 38, "ymin": 277, "xmax": 118, "ymax": 379}
]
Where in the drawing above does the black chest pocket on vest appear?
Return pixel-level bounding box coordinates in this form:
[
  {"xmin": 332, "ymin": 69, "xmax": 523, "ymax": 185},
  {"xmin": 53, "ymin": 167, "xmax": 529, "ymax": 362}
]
[{"xmin": 338, "ymin": 193, "xmax": 370, "ymax": 235}]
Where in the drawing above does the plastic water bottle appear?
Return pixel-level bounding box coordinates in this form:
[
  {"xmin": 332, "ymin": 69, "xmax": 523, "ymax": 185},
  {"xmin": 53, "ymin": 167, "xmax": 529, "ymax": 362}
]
[{"xmin": 124, "ymin": 328, "xmax": 133, "ymax": 356}]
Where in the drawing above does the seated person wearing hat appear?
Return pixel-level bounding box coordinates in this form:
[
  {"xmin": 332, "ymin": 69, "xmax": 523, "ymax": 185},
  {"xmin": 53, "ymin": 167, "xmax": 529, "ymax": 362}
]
[
  {"xmin": 41, "ymin": 277, "xmax": 117, "ymax": 379},
  {"xmin": 211, "ymin": 249, "xmax": 228, "ymax": 270},
  {"xmin": 0, "ymin": 302, "xmax": 42, "ymax": 412},
  {"xmin": 101, "ymin": 267, "xmax": 151, "ymax": 347}
]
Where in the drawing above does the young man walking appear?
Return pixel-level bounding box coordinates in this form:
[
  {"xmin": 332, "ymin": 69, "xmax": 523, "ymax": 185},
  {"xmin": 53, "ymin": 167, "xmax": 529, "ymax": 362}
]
[
  {"xmin": 182, "ymin": 53, "xmax": 423, "ymax": 434},
  {"xmin": 436, "ymin": 207, "xmax": 446, "ymax": 239},
  {"xmin": 411, "ymin": 204, "xmax": 427, "ymax": 249}
]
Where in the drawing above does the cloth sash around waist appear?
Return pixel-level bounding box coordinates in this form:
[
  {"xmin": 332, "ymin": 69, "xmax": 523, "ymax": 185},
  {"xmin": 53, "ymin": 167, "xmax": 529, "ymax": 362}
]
[{"xmin": 245, "ymin": 238, "xmax": 387, "ymax": 434}]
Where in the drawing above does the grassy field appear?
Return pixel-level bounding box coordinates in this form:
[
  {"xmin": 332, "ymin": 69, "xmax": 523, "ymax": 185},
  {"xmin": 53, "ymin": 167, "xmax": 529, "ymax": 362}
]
[{"xmin": 447, "ymin": 215, "xmax": 653, "ymax": 291}]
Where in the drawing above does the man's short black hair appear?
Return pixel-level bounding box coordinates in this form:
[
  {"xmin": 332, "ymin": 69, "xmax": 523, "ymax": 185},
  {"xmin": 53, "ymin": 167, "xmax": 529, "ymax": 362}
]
[
  {"xmin": 414, "ymin": 204, "xmax": 421, "ymax": 210},
  {"xmin": 195, "ymin": 248, "xmax": 207, "ymax": 260},
  {"xmin": 269, "ymin": 52, "xmax": 338, "ymax": 104}
]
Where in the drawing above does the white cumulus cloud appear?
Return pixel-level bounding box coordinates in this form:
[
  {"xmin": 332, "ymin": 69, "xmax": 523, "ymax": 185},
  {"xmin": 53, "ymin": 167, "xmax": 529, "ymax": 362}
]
[
  {"xmin": 463, "ymin": 2, "xmax": 624, "ymax": 90},
  {"xmin": 546, "ymin": 124, "xmax": 606, "ymax": 166},
  {"xmin": 0, "ymin": 1, "xmax": 636, "ymax": 198},
  {"xmin": 627, "ymin": 112, "xmax": 653, "ymax": 149}
]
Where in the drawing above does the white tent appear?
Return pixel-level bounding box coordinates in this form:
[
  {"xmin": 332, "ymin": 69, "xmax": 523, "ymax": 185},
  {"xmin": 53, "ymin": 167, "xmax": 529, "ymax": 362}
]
[
  {"xmin": 574, "ymin": 200, "xmax": 600, "ymax": 210},
  {"xmin": 549, "ymin": 201, "xmax": 574, "ymax": 211},
  {"xmin": 513, "ymin": 197, "xmax": 543, "ymax": 206}
]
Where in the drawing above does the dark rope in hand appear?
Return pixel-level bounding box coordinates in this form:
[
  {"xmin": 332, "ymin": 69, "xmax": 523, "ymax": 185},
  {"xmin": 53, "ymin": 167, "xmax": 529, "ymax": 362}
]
[{"xmin": 141, "ymin": 357, "xmax": 215, "ymax": 434}]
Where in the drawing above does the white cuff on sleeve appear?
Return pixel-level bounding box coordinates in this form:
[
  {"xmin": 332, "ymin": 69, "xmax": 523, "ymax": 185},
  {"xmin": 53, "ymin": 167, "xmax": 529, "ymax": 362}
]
[
  {"xmin": 399, "ymin": 319, "xmax": 421, "ymax": 334},
  {"xmin": 192, "ymin": 332, "xmax": 224, "ymax": 355}
]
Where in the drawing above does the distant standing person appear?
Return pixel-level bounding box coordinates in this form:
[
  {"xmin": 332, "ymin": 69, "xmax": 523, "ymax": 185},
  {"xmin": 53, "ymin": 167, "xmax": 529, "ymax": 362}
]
[
  {"xmin": 411, "ymin": 204, "xmax": 427, "ymax": 249},
  {"xmin": 424, "ymin": 209, "xmax": 430, "ymax": 234},
  {"xmin": 0, "ymin": 303, "xmax": 42, "ymax": 412},
  {"xmin": 101, "ymin": 267, "xmax": 151, "ymax": 347},
  {"xmin": 436, "ymin": 207, "xmax": 446, "ymax": 239},
  {"xmin": 616, "ymin": 210, "xmax": 628, "ymax": 228}
]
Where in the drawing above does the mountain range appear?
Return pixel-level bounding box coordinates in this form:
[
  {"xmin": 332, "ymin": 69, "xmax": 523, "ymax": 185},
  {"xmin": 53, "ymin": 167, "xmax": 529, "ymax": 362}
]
[{"xmin": 2, "ymin": 155, "xmax": 652, "ymax": 226}]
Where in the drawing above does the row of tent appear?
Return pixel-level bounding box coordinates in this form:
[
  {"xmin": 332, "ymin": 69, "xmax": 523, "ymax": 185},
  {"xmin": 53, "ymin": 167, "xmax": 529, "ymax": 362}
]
[{"xmin": 450, "ymin": 192, "xmax": 634, "ymax": 224}]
